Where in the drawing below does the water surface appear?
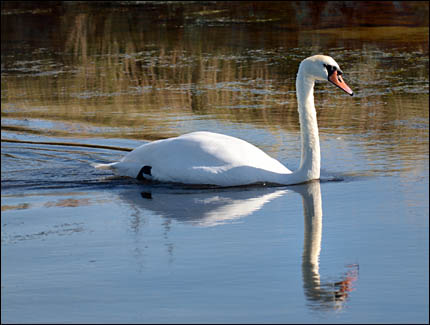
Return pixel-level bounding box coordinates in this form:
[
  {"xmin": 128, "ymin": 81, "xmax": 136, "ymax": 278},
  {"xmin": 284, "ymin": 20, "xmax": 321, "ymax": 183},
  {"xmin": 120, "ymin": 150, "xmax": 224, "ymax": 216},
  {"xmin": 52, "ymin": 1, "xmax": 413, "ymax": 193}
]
[{"xmin": 1, "ymin": 2, "xmax": 429, "ymax": 324}]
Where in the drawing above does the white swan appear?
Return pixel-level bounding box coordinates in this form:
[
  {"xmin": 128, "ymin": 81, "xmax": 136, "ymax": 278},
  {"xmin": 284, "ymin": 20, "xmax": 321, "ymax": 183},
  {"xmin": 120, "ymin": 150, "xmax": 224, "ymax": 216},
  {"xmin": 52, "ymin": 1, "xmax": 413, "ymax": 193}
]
[{"xmin": 95, "ymin": 55, "xmax": 353, "ymax": 186}]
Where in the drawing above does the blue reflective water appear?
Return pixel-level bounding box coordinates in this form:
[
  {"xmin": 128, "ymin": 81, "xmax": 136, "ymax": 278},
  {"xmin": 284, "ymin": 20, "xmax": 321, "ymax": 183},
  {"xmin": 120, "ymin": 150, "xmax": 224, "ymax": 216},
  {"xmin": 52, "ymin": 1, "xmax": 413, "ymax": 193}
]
[
  {"xmin": 2, "ymin": 131, "xmax": 428, "ymax": 323},
  {"xmin": 1, "ymin": 2, "xmax": 429, "ymax": 324}
]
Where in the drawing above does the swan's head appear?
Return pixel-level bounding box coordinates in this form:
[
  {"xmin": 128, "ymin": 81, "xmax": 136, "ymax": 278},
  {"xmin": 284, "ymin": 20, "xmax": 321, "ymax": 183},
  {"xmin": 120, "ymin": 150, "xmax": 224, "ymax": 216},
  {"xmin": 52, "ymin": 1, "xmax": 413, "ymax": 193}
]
[{"xmin": 299, "ymin": 55, "xmax": 353, "ymax": 96}]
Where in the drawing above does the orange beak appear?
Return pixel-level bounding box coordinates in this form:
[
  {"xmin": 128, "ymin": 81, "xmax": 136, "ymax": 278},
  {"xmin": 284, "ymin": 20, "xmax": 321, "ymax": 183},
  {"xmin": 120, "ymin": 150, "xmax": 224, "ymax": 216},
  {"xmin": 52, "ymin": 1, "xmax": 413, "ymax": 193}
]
[{"xmin": 329, "ymin": 70, "xmax": 353, "ymax": 96}]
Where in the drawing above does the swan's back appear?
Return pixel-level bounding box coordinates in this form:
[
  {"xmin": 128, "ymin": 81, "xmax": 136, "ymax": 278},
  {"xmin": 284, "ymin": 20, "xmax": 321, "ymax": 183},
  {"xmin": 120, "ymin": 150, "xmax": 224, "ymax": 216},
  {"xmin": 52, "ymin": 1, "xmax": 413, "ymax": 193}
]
[{"xmin": 107, "ymin": 131, "xmax": 291, "ymax": 186}]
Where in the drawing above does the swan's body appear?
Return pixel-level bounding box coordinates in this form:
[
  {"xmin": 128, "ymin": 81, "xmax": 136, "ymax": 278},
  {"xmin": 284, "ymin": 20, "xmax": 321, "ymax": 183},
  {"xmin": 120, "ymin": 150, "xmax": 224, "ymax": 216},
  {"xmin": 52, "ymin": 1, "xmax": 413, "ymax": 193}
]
[{"xmin": 96, "ymin": 55, "xmax": 353, "ymax": 186}]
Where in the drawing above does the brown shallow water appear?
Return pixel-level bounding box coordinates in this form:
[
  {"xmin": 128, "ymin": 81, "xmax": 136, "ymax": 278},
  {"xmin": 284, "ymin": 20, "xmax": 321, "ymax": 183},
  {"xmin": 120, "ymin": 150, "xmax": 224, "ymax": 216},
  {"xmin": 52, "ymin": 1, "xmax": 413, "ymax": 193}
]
[{"xmin": 1, "ymin": 2, "xmax": 429, "ymax": 323}]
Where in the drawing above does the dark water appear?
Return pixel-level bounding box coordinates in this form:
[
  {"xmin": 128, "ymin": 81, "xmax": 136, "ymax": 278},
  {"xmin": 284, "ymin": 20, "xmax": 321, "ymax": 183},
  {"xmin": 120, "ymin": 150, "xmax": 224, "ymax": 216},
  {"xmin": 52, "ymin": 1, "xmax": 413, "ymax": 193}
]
[{"xmin": 1, "ymin": 2, "xmax": 429, "ymax": 323}]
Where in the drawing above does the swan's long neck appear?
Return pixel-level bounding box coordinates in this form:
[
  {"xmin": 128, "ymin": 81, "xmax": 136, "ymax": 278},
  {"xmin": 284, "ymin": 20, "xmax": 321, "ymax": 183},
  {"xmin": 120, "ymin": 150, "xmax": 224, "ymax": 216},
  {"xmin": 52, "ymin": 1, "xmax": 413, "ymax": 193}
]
[{"xmin": 294, "ymin": 68, "xmax": 321, "ymax": 182}]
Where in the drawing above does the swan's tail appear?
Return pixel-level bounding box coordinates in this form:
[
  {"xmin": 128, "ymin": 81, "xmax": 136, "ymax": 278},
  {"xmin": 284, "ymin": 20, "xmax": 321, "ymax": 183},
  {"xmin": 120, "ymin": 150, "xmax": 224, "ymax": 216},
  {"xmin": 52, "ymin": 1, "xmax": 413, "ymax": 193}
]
[
  {"xmin": 92, "ymin": 161, "xmax": 137, "ymax": 178},
  {"xmin": 92, "ymin": 162, "xmax": 118, "ymax": 170}
]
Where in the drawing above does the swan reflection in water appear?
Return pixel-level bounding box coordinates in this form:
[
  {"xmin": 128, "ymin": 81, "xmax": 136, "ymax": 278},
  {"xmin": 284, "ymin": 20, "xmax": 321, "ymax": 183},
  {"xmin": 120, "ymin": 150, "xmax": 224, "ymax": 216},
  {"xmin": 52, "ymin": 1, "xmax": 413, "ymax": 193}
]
[
  {"xmin": 298, "ymin": 181, "xmax": 359, "ymax": 311},
  {"xmin": 119, "ymin": 180, "xmax": 358, "ymax": 311}
]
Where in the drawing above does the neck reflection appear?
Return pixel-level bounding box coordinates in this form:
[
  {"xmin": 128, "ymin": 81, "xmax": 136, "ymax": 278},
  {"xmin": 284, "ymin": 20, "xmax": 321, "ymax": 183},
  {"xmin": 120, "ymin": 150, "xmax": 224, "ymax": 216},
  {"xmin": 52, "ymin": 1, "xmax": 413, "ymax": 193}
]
[{"xmin": 297, "ymin": 180, "xmax": 359, "ymax": 311}]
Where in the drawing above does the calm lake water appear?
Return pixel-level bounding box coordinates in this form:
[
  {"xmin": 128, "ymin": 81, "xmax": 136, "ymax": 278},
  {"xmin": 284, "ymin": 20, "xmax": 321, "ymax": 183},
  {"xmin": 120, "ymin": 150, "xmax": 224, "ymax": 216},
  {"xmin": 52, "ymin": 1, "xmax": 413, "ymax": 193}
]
[{"xmin": 1, "ymin": 2, "xmax": 429, "ymax": 324}]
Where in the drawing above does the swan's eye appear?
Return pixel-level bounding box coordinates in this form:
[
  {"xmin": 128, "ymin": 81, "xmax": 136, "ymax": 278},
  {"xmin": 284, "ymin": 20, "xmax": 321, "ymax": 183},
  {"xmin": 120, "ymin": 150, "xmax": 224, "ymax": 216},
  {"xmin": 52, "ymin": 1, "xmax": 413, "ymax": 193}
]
[{"xmin": 324, "ymin": 64, "xmax": 336, "ymax": 76}]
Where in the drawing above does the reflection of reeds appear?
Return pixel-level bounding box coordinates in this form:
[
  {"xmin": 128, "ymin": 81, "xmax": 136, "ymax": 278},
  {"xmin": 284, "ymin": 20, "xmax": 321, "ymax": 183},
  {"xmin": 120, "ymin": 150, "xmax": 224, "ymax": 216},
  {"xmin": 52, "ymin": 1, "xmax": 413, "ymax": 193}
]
[{"xmin": 1, "ymin": 3, "xmax": 429, "ymax": 155}]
